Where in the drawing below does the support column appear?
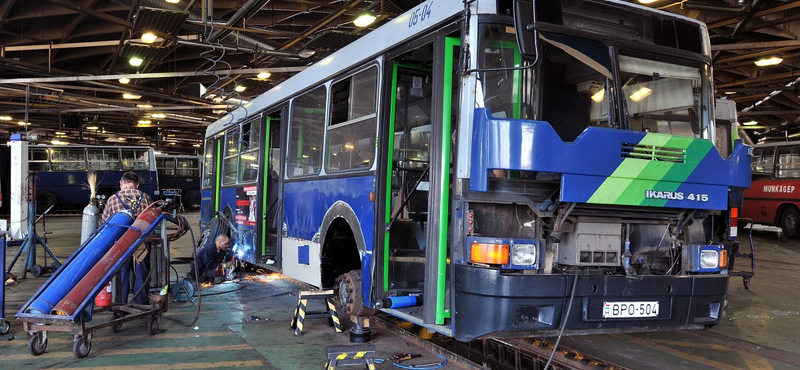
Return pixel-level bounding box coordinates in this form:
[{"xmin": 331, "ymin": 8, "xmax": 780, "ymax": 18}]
[{"xmin": 8, "ymin": 136, "xmax": 29, "ymax": 240}]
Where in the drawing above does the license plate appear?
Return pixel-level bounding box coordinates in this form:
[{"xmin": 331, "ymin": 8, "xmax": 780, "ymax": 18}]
[{"xmin": 603, "ymin": 301, "xmax": 660, "ymax": 318}]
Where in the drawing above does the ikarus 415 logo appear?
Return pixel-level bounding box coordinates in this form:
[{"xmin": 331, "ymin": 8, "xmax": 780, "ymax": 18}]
[{"xmin": 645, "ymin": 190, "xmax": 709, "ymax": 202}]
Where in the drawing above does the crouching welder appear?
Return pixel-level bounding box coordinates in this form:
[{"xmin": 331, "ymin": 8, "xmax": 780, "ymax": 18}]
[{"xmin": 189, "ymin": 234, "xmax": 231, "ymax": 284}]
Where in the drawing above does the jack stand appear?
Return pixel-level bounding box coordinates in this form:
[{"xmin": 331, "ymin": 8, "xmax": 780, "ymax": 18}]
[
  {"xmin": 349, "ymin": 316, "xmax": 371, "ymax": 343},
  {"xmin": 5, "ymin": 171, "xmax": 61, "ymax": 279},
  {"xmin": 1, "ymin": 236, "xmax": 11, "ymax": 334}
]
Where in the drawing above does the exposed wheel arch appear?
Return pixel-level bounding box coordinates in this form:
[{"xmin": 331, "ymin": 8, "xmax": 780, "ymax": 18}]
[{"xmin": 319, "ymin": 201, "xmax": 368, "ymax": 289}]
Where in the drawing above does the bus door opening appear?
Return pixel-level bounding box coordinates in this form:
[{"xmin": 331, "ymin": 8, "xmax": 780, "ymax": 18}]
[
  {"xmin": 259, "ymin": 113, "xmax": 283, "ymax": 266},
  {"xmin": 385, "ymin": 63, "xmax": 433, "ymax": 312}
]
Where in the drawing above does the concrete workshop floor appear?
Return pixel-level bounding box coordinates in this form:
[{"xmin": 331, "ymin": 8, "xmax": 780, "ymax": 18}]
[{"xmin": 1, "ymin": 211, "xmax": 469, "ymax": 369}]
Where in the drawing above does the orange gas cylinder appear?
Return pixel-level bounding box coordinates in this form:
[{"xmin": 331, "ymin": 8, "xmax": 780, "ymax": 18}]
[{"xmin": 95, "ymin": 282, "xmax": 112, "ymax": 307}]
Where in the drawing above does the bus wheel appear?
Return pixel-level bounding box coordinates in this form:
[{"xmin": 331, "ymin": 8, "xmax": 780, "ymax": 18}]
[
  {"xmin": 780, "ymin": 207, "xmax": 800, "ymax": 238},
  {"xmin": 36, "ymin": 192, "xmax": 58, "ymax": 213},
  {"xmin": 335, "ymin": 270, "xmax": 375, "ymax": 317}
]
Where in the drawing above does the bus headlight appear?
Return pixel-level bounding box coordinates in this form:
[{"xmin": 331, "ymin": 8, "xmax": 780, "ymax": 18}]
[
  {"xmin": 700, "ymin": 250, "xmax": 719, "ymax": 269},
  {"xmin": 685, "ymin": 244, "xmax": 726, "ymax": 272},
  {"xmin": 511, "ymin": 243, "xmax": 536, "ymax": 265}
]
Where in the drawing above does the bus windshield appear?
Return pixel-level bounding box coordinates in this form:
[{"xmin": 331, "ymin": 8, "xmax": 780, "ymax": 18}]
[{"xmin": 478, "ymin": 23, "xmax": 709, "ymax": 142}]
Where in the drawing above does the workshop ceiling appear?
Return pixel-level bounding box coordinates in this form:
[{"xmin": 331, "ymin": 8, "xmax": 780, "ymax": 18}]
[{"xmin": 1, "ymin": 0, "xmax": 800, "ymax": 154}]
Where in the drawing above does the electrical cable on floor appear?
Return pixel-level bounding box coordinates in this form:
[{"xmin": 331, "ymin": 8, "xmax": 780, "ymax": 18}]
[
  {"xmin": 163, "ymin": 218, "xmax": 203, "ymax": 328},
  {"xmin": 382, "ymin": 353, "xmax": 447, "ymax": 369},
  {"xmin": 543, "ymin": 271, "xmax": 579, "ymax": 370}
]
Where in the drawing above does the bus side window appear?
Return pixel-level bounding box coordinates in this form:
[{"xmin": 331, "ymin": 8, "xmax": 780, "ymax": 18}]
[{"xmin": 777, "ymin": 146, "xmax": 800, "ymax": 178}]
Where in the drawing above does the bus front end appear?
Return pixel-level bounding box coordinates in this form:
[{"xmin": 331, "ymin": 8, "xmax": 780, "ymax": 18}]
[{"xmin": 450, "ymin": 0, "xmax": 751, "ymax": 341}]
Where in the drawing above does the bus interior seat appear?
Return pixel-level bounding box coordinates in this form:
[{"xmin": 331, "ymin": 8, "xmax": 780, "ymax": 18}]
[{"xmin": 403, "ymin": 168, "xmax": 429, "ymax": 224}]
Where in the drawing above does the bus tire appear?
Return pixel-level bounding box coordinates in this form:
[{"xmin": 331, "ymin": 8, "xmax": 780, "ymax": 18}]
[
  {"xmin": 36, "ymin": 192, "xmax": 58, "ymax": 213},
  {"xmin": 780, "ymin": 207, "xmax": 800, "ymax": 239}
]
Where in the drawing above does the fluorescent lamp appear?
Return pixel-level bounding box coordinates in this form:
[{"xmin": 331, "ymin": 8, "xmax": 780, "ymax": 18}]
[
  {"xmin": 129, "ymin": 57, "xmax": 144, "ymax": 67},
  {"xmin": 235, "ymin": 85, "xmax": 246, "ymax": 92},
  {"xmin": 353, "ymin": 11, "xmax": 376, "ymax": 27},
  {"xmin": 18, "ymin": 121, "xmax": 30, "ymax": 126},
  {"xmin": 742, "ymin": 120, "xmax": 758, "ymax": 126},
  {"xmin": 151, "ymin": 113, "xmax": 166, "ymax": 119},
  {"xmin": 119, "ymin": 78, "xmax": 130, "ymax": 84},
  {"xmin": 629, "ymin": 87, "xmax": 652, "ymax": 102},
  {"xmin": 123, "ymin": 93, "xmax": 142, "ymax": 99},
  {"xmin": 141, "ymin": 32, "xmax": 158, "ymax": 44},
  {"xmin": 137, "ymin": 104, "xmax": 153, "ymax": 108},
  {"xmin": 85, "ymin": 125, "xmax": 99, "ymax": 130},
  {"xmin": 193, "ymin": 143, "xmax": 202, "ymax": 147},
  {"xmin": 638, "ymin": 0, "xmax": 658, "ymax": 3},
  {"xmin": 754, "ymin": 57, "xmax": 783, "ymax": 67},
  {"xmin": 0, "ymin": 116, "xmax": 12, "ymax": 121},
  {"xmin": 257, "ymin": 72, "xmax": 271, "ymax": 79},
  {"xmin": 165, "ymin": 0, "xmax": 179, "ymax": 3},
  {"xmin": 51, "ymin": 139, "xmax": 69, "ymax": 145}
]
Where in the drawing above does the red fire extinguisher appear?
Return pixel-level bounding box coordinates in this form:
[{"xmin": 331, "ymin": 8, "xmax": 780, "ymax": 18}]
[{"xmin": 95, "ymin": 282, "xmax": 112, "ymax": 307}]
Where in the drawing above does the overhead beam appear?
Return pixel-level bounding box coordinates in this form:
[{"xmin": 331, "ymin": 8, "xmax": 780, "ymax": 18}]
[
  {"xmin": 0, "ymin": 67, "xmax": 307, "ymax": 84},
  {"xmin": 711, "ymin": 40, "xmax": 800, "ymax": 51}
]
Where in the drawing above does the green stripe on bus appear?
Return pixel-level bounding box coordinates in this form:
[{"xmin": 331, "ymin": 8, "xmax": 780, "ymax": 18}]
[
  {"xmin": 588, "ymin": 133, "xmax": 710, "ymax": 206},
  {"xmin": 261, "ymin": 117, "xmax": 272, "ymax": 256},
  {"xmin": 214, "ymin": 138, "xmax": 222, "ymax": 213},
  {"xmin": 383, "ymin": 64, "xmax": 401, "ymax": 292}
]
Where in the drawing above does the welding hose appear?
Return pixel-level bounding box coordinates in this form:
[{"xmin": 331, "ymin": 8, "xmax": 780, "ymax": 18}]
[{"xmin": 162, "ymin": 214, "xmax": 203, "ymax": 328}]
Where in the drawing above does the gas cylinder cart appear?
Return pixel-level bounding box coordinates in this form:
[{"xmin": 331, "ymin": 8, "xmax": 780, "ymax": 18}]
[{"xmin": 15, "ymin": 203, "xmax": 188, "ymax": 358}]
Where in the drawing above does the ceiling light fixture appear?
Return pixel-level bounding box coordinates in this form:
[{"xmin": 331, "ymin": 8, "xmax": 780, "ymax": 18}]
[
  {"xmin": 119, "ymin": 78, "xmax": 130, "ymax": 84},
  {"xmin": 18, "ymin": 121, "xmax": 30, "ymax": 126},
  {"xmin": 235, "ymin": 85, "xmax": 246, "ymax": 92},
  {"xmin": 629, "ymin": 87, "xmax": 652, "ymax": 102},
  {"xmin": 51, "ymin": 139, "xmax": 69, "ymax": 145},
  {"xmin": 257, "ymin": 72, "xmax": 271, "ymax": 80},
  {"xmin": 0, "ymin": 116, "xmax": 12, "ymax": 121},
  {"xmin": 754, "ymin": 57, "xmax": 783, "ymax": 67},
  {"xmin": 637, "ymin": 0, "xmax": 658, "ymax": 4},
  {"xmin": 165, "ymin": 0, "xmax": 179, "ymax": 3},
  {"xmin": 129, "ymin": 57, "xmax": 144, "ymax": 67},
  {"xmin": 591, "ymin": 89, "xmax": 605, "ymax": 103},
  {"xmin": 742, "ymin": 120, "xmax": 758, "ymax": 126},
  {"xmin": 141, "ymin": 32, "xmax": 158, "ymax": 44},
  {"xmin": 85, "ymin": 125, "xmax": 99, "ymax": 130},
  {"xmin": 151, "ymin": 113, "xmax": 166, "ymax": 119},
  {"xmin": 123, "ymin": 93, "xmax": 142, "ymax": 99},
  {"xmin": 137, "ymin": 104, "xmax": 153, "ymax": 109},
  {"xmin": 353, "ymin": 11, "xmax": 377, "ymax": 27},
  {"xmin": 193, "ymin": 143, "xmax": 201, "ymax": 147}
]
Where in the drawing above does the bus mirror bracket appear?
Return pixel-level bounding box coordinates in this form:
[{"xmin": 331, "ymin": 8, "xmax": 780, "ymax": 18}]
[{"xmin": 514, "ymin": 0, "xmax": 540, "ymax": 64}]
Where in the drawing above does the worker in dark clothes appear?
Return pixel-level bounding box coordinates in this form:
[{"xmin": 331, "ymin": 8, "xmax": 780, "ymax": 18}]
[
  {"xmin": 190, "ymin": 234, "xmax": 231, "ymax": 284},
  {"xmin": 101, "ymin": 171, "xmax": 153, "ymax": 305}
]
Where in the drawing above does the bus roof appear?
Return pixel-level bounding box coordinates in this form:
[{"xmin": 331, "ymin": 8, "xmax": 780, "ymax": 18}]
[
  {"xmin": 205, "ymin": 0, "xmax": 463, "ymax": 137},
  {"xmin": 205, "ymin": 0, "xmax": 710, "ymax": 138}
]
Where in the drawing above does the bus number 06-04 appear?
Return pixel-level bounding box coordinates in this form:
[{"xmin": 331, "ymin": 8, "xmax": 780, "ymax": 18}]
[{"xmin": 408, "ymin": 1, "xmax": 433, "ymax": 28}]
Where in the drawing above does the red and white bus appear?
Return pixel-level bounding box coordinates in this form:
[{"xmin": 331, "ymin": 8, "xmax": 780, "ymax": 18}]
[{"xmin": 742, "ymin": 142, "xmax": 800, "ymax": 238}]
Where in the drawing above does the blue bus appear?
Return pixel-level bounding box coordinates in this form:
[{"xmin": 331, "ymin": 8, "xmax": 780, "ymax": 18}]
[
  {"xmin": 28, "ymin": 145, "xmax": 158, "ymax": 211},
  {"xmin": 155, "ymin": 154, "xmax": 202, "ymax": 210},
  {"xmin": 201, "ymin": 0, "xmax": 751, "ymax": 341}
]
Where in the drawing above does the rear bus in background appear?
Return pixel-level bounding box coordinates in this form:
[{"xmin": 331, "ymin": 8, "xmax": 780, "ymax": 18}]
[
  {"xmin": 742, "ymin": 142, "xmax": 800, "ymax": 238},
  {"xmin": 155, "ymin": 154, "xmax": 202, "ymax": 210},
  {"xmin": 28, "ymin": 145, "xmax": 158, "ymax": 212}
]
